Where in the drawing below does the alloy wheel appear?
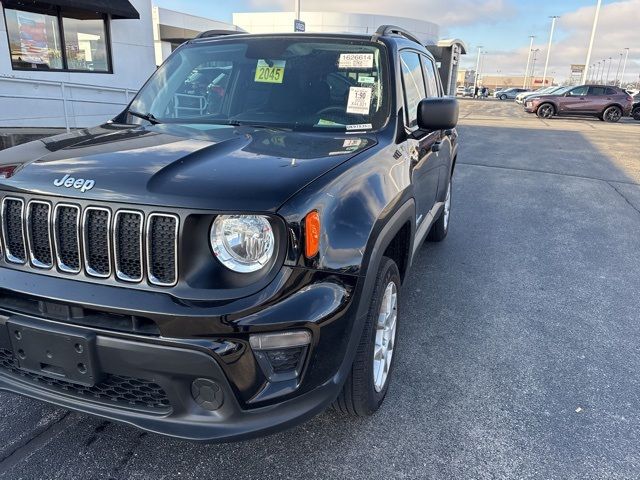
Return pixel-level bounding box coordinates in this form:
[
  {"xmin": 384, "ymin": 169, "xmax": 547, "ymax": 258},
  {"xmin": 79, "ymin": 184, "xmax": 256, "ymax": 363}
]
[
  {"xmin": 538, "ymin": 105, "xmax": 554, "ymax": 118},
  {"xmin": 373, "ymin": 281, "xmax": 398, "ymax": 392},
  {"xmin": 604, "ymin": 107, "xmax": 622, "ymax": 123}
]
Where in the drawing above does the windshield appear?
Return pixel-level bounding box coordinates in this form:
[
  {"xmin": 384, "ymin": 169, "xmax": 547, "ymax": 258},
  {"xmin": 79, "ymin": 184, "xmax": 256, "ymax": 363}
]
[
  {"xmin": 129, "ymin": 37, "xmax": 389, "ymax": 131},
  {"xmin": 549, "ymin": 86, "xmax": 571, "ymax": 95}
]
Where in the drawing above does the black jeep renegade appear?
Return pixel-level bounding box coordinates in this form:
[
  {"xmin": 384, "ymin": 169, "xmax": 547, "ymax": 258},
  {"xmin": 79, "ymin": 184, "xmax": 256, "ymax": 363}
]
[{"xmin": 0, "ymin": 26, "xmax": 459, "ymax": 441}]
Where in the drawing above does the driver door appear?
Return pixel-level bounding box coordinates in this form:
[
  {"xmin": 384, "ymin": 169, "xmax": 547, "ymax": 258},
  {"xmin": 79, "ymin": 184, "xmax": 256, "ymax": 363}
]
[{"xmin": 559, "ymin": 85, "xmax": 589, "ymax": 113}]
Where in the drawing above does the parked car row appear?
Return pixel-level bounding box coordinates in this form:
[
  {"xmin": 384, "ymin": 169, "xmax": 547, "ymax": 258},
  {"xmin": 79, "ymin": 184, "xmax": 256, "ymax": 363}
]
[{"xmin": 522, "ymin": 84, "xmax": 635, "ymax": 123}]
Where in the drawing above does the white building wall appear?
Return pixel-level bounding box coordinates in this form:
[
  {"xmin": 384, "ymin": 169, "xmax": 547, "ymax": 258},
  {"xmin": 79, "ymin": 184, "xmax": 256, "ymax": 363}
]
[
  {"xmin": 0, "ymin": 0, "xmax": 157, "ymax": 128},
  {"xmin": 233, "ymin": 12, "xmax": 439, "ymax": 45}
]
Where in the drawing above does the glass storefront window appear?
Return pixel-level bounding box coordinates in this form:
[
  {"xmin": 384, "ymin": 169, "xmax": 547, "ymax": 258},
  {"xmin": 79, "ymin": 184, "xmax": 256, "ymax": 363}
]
[
  {"xmin": 3, "ymin": 7, "xmax": 111, "ymax": 72},
  {"xmin": 5, "ymin": 9, "xmax": 63, "ymax": 70},
  {"xmin": 63, "ymin": 17, "xmax": 109, "ymax": 72}
]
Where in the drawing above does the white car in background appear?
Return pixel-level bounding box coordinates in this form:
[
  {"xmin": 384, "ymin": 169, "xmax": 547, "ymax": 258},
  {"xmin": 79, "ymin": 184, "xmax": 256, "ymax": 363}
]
[{"xmin": 515, "ymin": 86, "xmax": 561, "ymax": 104}]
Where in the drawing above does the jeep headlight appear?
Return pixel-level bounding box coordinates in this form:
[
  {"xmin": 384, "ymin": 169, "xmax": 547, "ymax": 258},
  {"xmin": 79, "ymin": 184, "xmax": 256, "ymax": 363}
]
[{"xmin": 210, "ymin": 215, "xmax": 275, "ymax": 273}]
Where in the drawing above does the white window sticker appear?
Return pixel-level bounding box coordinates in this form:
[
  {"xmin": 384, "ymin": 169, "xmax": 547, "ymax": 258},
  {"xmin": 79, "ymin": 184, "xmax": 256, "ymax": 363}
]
[
  {"xmin": 343, "ymin": 139, "xmax": 362, "ymax": 148},
  {"xmin": 346, "ymin": 123, "xmax": 373, "ymax": 131},
  {"xmin": 346, "ymin": 87, "xmax": 372, "ymax": 115},
  {"xmin": 339, "ymin": 53, "xmax": 374, "ymax": 69}
]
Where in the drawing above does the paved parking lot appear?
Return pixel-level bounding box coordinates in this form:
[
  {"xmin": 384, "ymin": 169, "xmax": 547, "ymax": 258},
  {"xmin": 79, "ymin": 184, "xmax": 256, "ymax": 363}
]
[{"xmin": 1, "ymin": 100, "xmax": 640, "ymax": 479}]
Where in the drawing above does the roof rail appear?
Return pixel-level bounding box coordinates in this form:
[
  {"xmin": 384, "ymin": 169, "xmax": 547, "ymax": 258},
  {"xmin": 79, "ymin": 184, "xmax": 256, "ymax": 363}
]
[
  {"xmin": 195, "ymin": 28, "xmax": 247, "ymax": 39},
  {"xmin": 372, "ymin": 25, "xmax": 422, "ymax": 45}
]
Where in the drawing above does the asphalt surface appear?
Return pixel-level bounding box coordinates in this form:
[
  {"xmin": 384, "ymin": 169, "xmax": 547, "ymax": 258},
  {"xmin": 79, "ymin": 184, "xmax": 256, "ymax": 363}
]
[{"xmin": 1, "ymin": 100, "xmax": 640, "ymax": 479}]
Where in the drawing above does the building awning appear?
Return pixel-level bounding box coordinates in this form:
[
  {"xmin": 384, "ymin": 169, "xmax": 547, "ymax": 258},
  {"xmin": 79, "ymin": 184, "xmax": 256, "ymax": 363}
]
[{"xmin": 0, "ymin": 0, "xmax": 140, "ymax": 19}]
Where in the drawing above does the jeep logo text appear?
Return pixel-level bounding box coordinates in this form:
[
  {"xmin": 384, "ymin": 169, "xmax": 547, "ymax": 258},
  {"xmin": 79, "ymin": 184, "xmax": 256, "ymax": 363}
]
[{"xmin": 53, "ymin": 174, "xmax": 95, "ymax": 193}]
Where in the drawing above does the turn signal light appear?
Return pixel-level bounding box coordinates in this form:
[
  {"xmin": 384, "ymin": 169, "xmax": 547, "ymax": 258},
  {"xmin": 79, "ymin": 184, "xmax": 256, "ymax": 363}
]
[{"xmin": 305, "ymin": 211, "xmax": 320, "ymax": 258}]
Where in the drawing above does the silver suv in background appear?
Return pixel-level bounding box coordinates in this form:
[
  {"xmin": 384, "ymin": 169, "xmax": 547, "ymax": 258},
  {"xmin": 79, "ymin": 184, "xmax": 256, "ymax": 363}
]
[{"xmin": 494, "ymin": 87, "xmax": 529, "ymax": 100}]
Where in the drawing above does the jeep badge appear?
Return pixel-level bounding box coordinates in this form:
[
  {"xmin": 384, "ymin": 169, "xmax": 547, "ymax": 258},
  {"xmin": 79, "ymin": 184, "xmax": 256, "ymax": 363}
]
[{"xmin": 53, "ymin": 174, "xmax": 95, "ymax": 193}]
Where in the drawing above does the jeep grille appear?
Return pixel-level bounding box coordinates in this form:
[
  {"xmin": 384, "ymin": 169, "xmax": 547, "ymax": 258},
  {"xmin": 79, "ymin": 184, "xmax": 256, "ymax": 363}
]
[{"xmin": 1, "ymin": 197, "xmax": 179, "ymax": 287}]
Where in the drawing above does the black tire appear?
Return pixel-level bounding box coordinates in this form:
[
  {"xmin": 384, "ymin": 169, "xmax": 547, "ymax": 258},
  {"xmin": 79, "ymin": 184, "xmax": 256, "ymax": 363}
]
[
  {"xmin": 333, "ymin": 257, "xmax": 400, "ymax": 416},
  {"xmin": 633, "ymin": 107, "xmax": 640, "ymax": 121},
  {"xmin": 428, "ymin": 174, "xmax": 452, "ymax": 242},
  {"xmin": 536, "ymin": 103, "xmax": 555, "ymax": 119},
  {"xmin": 602, "ymin": 105, "xmax": 623, "ymax": 123},
  {"xmin": 499, "ymin": 94, "xmax": 507, "ymax": 100}
]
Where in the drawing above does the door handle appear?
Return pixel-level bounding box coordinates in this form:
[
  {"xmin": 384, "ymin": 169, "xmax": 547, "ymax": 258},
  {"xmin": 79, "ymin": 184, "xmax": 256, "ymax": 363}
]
[{"xmin": 431, "ymin": 142, "xmax": 441, "ymax": 153}]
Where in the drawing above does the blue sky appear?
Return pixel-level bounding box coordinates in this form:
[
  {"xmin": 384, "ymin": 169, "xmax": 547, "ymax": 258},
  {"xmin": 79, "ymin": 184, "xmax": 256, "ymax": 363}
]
[{"xmin": 154, "ymin": 0, "xmax": 638, "ymax": 82}]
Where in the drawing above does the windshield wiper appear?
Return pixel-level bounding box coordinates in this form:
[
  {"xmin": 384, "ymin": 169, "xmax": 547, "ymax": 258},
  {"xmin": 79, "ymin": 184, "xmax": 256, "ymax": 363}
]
[
  {"xmin": 224, "ymin": 120, "xmax": 292, "ymax": 132},
  {"xmin": 128, "ymin": 110, "xmax": 162, "ymax": 125}
]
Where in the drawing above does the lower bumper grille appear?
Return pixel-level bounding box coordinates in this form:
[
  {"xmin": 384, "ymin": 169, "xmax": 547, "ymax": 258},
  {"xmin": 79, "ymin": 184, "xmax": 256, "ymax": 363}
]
[{"xmin": 0, "ymin": 348, "xmax": 171, "ymax": 414}]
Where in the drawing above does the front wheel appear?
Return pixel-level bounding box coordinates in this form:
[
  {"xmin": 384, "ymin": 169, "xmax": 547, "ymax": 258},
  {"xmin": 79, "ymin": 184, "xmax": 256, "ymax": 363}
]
[
  {"xmin": 603, "ymin": 105, "xmax": 623, "ymax": 123},
  {"xmin": 537, "ymin": 103, "xmax": 555, "ymax": 119},
  {"xmin": 499, "ymin": 94, "xmax": 507, "ymax": 100},
  {"xmin": 633, "ymin": 107, "xmax": 640, "ymax": 121},
  {"xmin": 334, "ymin": 257, "xmax": 400, "ymax": 416},
  {"xmin": 427, "ymin": 175, "xmax": 452, "ymax": 242}
]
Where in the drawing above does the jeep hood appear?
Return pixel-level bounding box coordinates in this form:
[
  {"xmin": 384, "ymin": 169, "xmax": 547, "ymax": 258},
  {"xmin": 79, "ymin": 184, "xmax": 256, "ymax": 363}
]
[{"xmin": 0, "ymin": 123, "xmax": 376, "ymax": 212}]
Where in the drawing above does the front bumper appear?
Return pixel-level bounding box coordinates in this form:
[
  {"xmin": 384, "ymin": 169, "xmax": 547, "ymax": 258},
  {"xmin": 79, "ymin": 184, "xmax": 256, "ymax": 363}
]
[{"xmin": 0, "ymin": 267, "xmax": 364, "ymax": 442}]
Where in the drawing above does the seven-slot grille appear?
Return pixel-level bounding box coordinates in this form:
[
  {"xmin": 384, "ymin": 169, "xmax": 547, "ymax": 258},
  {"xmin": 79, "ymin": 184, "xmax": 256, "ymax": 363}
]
[{"xmin": 0, "ymin": 197, "xmax": 178, "ymax": 287}]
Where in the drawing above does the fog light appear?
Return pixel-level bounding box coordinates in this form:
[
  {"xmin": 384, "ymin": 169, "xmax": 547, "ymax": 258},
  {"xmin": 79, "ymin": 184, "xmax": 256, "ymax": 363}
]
[
  {"xmin": 191, "ymin": 378, "xmax": 224, "ymax": 411},
  {"xmin": 250, "ymin": 330, "xmax": 311, "ymax": 382}
]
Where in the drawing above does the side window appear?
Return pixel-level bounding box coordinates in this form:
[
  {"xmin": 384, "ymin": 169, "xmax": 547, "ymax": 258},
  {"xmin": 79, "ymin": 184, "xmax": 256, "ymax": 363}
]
[
  {"xmin": 588, "ymin": 86, "xmax": 606, "ymax": 96},
  {"xmin": 568, "ymin": 86, "xmax": 588, "ymax": 96},
  {"xmin": 605, "ymin": 87, "xmax": 617, "ymax": 95},
  {"xmin": 400, "ymin": 52, "xmax": 426, "ymax": 128},
  {"xmin": 421, "ymin": 56, "xmax": 440, "ymax": 97}
]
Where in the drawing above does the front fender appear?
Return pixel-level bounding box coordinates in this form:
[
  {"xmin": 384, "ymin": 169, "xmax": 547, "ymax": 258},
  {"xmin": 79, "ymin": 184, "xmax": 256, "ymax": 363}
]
[{"xmin": 277, "ymin": 128, "xmax": 414, "ymax": 278}]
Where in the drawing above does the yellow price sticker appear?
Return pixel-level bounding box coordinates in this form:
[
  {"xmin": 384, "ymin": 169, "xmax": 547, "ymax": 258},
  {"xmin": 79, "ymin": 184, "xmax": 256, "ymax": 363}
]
[{"xmin": 255, "ymin": 60, "xmax": 286, "ymax": 84}]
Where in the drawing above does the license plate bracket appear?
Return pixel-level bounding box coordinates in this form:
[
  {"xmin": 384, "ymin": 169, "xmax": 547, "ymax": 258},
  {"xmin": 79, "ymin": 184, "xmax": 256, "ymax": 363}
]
[{"xmin": 7, "ymin": 318, "xmax": 101, "ymax": 387}]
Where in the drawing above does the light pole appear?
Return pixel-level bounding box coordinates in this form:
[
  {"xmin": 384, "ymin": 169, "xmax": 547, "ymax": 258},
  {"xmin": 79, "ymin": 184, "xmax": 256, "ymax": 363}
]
[
  {"xmin": 530, "ymin": 49, "xmax": 540, "ymax": 88},
  {"xmin": 582, "ymin": 0, "xmax": 602, "ymax": 84},
  {"xmin": 542, "ymin": 16, "xmax": 559, "ymax": 87},
  {"xmin": 605, "ymin": 56, "xmax": 613, "ymax": 85},
  {"xmin": 619, "ymin": 48, "xmax": 630, "ymax": 87},
  {"xmin": 599, "ymin": 59, "xmax": 606, "ymax": 84},
  {"xmin": 523, "ymin": 35, "xmax": 535, "ymax": 88},
  {"xmin": 294, "ymin": 0, "xmax": 300, "ymax": 20},
  {"xmin": 614, "ymin": 52, "xmax": 623, "ymax": 85},
  {"xmin": 473, "ymin": 45, "xmax": 483, "ymax": 97}
]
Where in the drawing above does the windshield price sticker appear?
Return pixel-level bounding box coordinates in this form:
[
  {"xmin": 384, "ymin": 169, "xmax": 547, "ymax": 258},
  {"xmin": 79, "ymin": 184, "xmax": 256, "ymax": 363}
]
[
  {"xmin": 339, "ymin": 53, "xmax": 374, "ymax": 69},
  {"xmin": 255, "ymin": 60, "xmax": 286, "ymax": 83},
  {"xmin": 346, "ymin": 87, "xmax": 372, "ymax": 115}
]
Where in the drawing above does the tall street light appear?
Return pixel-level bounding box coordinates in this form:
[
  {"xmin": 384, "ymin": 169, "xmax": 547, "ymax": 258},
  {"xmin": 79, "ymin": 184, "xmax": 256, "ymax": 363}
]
[
  {"xmin": 582, "ymin": 0, "xmax": 602, "ymax": 84},
  {"xmin": 473, "ymin": 45, "xmax": 483, "ymax": 96},
  {"xmin": 523, "ymin": 35, "xmax": 535, "ymax": 88},
  {"xmin": 530, "ymin": 49, "xmax": 540, "ymax": 87},
  {"xmin": 605, "ymin": 56, "xmax": 613, "ymax": 85},
  {"xmin": 620, "ymin": 48, "xmax": 630, "ymax": 87},
  {"xmin": 294, "ymin": 0, "xmax": 300, "ymax": 20},
  {"xmin": 614, "ymin": 52, "xmax": 623, "ymax": 85},
  {"xmin": 542, "ymin": 16, "xmax": 559, "ymax": 87}
]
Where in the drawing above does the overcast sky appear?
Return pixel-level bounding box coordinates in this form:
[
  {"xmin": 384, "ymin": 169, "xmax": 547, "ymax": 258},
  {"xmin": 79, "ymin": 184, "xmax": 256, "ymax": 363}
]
[{"xmin": 155, "ymin": 0, "xmax": 639, "ymax": 83}]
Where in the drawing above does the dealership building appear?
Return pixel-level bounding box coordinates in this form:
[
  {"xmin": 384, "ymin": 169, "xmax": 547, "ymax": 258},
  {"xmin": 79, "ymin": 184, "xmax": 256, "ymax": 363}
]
[{"xmin": 0, "ymin": 2, "xmax": 463, "ymax": 132}]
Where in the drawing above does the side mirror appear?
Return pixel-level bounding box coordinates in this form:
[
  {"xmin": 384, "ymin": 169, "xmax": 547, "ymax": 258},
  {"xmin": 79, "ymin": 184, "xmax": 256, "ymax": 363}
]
[{"xmin": 417, "ymin": 97, "xmax": 459, "ymax": 131}]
